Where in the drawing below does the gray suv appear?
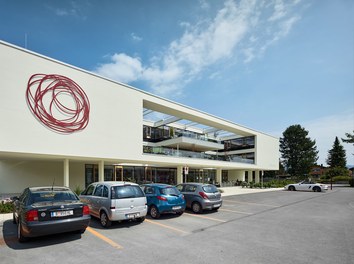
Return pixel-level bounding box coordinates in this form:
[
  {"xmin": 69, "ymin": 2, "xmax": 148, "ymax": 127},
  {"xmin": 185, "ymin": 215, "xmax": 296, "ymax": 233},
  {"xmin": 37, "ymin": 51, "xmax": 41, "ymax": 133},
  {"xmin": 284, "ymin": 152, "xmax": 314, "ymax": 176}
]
[
  {"xmin": 176, "ymin": 183, "xmax": 222, "ymax": 213},
  {"xmin": 80, "ymin": 182, "xmax": 147, "ymax": 227}
]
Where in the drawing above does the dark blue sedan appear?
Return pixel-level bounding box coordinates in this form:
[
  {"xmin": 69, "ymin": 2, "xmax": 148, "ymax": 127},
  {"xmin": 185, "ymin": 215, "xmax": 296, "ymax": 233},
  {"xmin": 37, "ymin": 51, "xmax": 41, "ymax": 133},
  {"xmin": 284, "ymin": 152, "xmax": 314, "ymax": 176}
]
[
  {"xmin": 12, "ymin": 186, "xmax": 90, "ymax": 242},
  {"xmin": 141, "ymin": 184, "xmax": 186, "ymax": 219}
]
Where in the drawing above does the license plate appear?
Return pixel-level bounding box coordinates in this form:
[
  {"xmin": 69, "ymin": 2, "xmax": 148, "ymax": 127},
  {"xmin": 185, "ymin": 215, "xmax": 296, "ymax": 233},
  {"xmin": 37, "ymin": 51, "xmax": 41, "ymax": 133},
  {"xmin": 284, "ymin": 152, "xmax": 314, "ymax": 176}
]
[
  {"xmin": 172, "ymin": 206, "xmax": 181, "ymax": 210},
  {"xmin": 127, "ymin": 213, "xmax": 139, "ymax": 219},
  {"xmin": 51, "ymin": 210, "xmax": 73, "ymax": 217},
  {"xmin": 213, "ymin": 204, "xmax": 221, "ymax": 208}
]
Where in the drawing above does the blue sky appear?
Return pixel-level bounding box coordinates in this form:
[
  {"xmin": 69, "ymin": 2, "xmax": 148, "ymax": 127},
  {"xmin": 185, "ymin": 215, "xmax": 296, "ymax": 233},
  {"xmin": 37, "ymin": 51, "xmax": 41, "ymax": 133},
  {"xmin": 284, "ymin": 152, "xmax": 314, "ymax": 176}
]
[{"xmin": 1, "ymin": 0, "xmax": 353, "ymax": 166}]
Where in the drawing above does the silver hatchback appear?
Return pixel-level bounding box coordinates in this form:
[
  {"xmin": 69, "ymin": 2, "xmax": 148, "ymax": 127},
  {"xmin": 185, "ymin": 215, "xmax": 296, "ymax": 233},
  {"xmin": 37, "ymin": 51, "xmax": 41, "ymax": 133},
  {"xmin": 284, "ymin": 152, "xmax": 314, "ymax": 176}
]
[
  {"xmin": 176, "ymin": 183, "xmax": 222, "ymax": 213},
  {"xmin": 79, "ymin": 182, "xmax": 147, "ymax": 227}
]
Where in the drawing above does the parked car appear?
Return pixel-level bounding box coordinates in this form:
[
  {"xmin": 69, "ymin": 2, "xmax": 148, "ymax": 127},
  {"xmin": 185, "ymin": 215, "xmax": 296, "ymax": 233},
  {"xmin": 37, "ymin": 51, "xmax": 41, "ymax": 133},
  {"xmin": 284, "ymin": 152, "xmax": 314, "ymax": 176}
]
[
  {"xmin": 284, "ymin": 180, "xmax": 328, "ymax": 192},
  {"xmin": 12, "ymin": 186, "xmax": 90, "ymax": 242},
  {"xmin": 79, "ymin": 182, "xmax": 147, "ymax": 227},
  {"xmin": 176, "ymin": 183, "xmax": 222, "ymax": 213},
  {"xmin": 141, "ymin": 183, "xmax": 186, "ymax": 218}
]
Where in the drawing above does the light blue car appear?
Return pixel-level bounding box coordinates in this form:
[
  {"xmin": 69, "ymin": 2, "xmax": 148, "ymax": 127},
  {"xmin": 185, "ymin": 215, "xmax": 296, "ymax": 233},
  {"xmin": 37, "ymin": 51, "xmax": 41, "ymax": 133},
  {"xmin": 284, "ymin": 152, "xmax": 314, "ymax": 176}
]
[{"xmin": 141, "ymin": 184, "xmax": 186, "ymax": 219}]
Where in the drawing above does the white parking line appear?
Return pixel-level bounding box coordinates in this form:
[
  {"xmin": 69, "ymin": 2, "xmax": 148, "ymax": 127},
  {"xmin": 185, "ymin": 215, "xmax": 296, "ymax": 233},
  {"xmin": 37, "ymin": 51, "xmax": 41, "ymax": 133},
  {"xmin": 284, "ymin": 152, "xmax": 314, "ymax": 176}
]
[
  {"xmin": 145, "ymin": 219, "xmax": 189, "ymax": 234},
  {"xmin": 184, "ymin": 212, "xmax": 226, "ymax": 222},
  {"xmin": 223, "ymin": 199, "xmax": 280, "ymax": 208},
  {"xmin": 219, "ymin": 208, "xmax": 252, "ymax": 215}
]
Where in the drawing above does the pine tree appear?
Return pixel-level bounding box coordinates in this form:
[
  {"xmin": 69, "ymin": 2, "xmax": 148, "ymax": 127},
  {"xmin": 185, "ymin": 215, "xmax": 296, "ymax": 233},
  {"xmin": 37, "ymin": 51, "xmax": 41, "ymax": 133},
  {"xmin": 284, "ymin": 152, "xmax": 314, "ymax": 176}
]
[
  {"xmin": 327, "ymin": 137, "xmax": 347, "ymax": 168},
  {"xmin": 280, "ymin": 124, "xmax": 318, "ymax": 177}
]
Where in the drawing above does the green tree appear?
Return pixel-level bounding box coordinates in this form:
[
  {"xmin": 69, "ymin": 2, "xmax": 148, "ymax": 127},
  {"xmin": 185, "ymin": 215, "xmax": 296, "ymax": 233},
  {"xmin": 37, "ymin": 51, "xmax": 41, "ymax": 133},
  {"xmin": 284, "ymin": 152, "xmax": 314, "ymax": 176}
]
[
  {"xmin": 342, "ymin": 130, "xmax": 354, "ymax": 145},
  {"xmin": 326, "ymin": 137, "xmax": 347, "ymax": 168},
  {"xmin": 280, "ymin": 124, "xmax": 318, "ymax": 177}
]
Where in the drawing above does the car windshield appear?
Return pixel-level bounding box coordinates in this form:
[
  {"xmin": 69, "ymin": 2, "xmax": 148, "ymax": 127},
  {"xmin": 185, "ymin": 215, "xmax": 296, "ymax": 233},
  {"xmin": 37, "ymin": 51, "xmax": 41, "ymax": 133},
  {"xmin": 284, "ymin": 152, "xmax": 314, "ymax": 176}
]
[
  {"xmin": 111, "ymin": 185, "xmax": 145, "ymax": 199},
  {"xmin": 202, "ymin": 185, "xmax": 218, "ymax": 193},
  {"xmin": 30, "ymin": 191, "xmax": 77, "ymax": 203},
  {"xmin": 160, "ymin": 187, "xmax": 179, "ymax": 196}
]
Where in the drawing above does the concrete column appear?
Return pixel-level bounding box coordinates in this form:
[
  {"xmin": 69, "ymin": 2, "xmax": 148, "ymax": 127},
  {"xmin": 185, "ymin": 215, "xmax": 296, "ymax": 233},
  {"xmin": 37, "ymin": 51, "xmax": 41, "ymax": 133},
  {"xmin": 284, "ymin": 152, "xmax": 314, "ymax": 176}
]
[
  {"xmin": 99, "ymin": 160, "xmax": 104, "ymax": 182},
  {"xmin": 177, "ymin": 166, "xmax": 183, "ymax": 184},
  {"xmin": 255, "ymin": 170, "xmax": 260, "ymax": 183},
  {"xmin": 216, "ymin": 168, "xmax": 222, "ymax": 186},
  {"xmin": 63, "ymin": 159, "xmax": 69, "ymax": 187}
]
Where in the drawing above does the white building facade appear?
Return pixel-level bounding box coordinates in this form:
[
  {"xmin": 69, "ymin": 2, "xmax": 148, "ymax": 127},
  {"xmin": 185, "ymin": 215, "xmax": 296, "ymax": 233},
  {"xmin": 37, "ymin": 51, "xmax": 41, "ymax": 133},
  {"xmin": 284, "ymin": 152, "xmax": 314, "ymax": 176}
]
[{"xmin": 0, "ymin": 41, "xmax": 279, "ymax": 195}]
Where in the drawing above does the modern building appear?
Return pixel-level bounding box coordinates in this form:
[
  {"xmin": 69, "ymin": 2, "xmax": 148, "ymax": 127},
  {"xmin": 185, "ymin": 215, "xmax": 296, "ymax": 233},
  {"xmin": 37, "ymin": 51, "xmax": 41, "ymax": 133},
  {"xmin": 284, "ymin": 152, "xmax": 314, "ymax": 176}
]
[{"xmin": 0, "ymin": 40, "xmax": 279, "ymax": 195}]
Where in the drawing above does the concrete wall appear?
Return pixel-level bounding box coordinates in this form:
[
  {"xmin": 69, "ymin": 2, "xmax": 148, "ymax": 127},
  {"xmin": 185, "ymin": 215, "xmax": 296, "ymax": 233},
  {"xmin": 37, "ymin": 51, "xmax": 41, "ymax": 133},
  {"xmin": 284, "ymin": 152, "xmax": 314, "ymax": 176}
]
[
  {"xmin": 0, "ymin": 42, "xmax": 143, "ymax": 161},
  {"xmin": 0, "ymin": 160, "xmax": 85, "ymax": 194}
]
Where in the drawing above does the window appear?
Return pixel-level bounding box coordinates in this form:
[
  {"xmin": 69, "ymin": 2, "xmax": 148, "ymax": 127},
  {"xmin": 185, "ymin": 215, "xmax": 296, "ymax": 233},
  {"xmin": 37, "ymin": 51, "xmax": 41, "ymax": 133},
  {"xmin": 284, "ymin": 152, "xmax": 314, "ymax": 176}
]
[
  {"xmin": 93, "ymin": 185, "xmax": 104, "ymax": 197},
  {"xmin": 185, "ymin": 185, "xmax": 197, "ymax": 192},
  {"xmin": 160, "ymin": 187, "xmax": 179, "ymax": 196},
  {"xmin": 202, "ymin": 185, "xmax": 218, "ymax": 193},
  {"xmin": 103, "ymin": 186, "xmax": 109, "ymax": 198},
  {"xmin": 111, "ymin": 185, "xmax": 145, "ymax": 199},
  {"xmin": 144, "ymin": 186, "xmax": 155, "ymax": 194},
  {"xmin": 83, "ymin": 185, "xmax": 95, "ymax": 195}
]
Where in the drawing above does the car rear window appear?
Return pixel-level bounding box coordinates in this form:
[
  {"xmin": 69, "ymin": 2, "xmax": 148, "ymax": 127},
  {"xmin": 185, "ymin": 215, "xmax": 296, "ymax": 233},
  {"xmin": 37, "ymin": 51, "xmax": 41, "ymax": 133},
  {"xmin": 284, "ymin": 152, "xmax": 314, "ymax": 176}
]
[
  {"xmin": 111, "ymin": 185, "xmax": 145, "ymax": 199},
  {"xmin": 30, "ymin": 191, "xmax": 78, "ymax": 203},
  {"xmin": 160, "ymin": 187, "xmax": 179, "ymax": 196},
  {"xmin": 202, "ymin": 185, "xmax": 218, "ymax": 193}
]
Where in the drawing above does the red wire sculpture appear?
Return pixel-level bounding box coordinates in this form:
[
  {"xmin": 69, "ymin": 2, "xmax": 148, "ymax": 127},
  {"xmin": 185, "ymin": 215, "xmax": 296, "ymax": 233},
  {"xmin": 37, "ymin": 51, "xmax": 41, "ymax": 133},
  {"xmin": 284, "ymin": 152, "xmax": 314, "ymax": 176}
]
[{"xmin": 26, "ymin": 74, "xmax": 90, "ymax": 134}]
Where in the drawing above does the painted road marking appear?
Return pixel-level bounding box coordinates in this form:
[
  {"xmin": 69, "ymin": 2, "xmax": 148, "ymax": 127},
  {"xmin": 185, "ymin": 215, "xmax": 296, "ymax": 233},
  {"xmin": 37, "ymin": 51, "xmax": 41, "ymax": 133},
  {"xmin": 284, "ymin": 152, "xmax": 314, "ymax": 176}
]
[
  {"xmin": 185, "ymin": 213, "xmax": 226, "ymax": 223},
  {"xmin": 223, "ymin": 199, "xmax": 280, "ymax": 208},
  {"xmin": 86, "ymin": 227, "xmax": 123, "ymax": 250},
  {"xmin": 145, "ymin": 219, "xmax": 189, "ymax": 235},
  {"xmin": 219, "ymin": 208, "xmax": 252, "ymax": 215}
]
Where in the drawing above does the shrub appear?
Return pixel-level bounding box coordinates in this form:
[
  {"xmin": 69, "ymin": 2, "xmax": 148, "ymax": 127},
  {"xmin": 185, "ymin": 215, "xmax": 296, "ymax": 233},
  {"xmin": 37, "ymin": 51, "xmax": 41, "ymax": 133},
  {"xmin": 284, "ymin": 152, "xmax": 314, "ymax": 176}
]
[
  {"xmin": 73, "ymin": 186, "xmax": 84, "ymax": 196},
  {"xmin": 0, "ymin": 201, "xmax": 14, "ymax": 214},
  {"xmin": 332, "ymin": 176, "xmax": 352, "ymax": 182},
  {"xmin": 241, "ymin": 181, "xmax": 249, "ymax": 188},
  {"xmin": 349, "ymin": 178, "xmax": 354, "ymax": 187}
]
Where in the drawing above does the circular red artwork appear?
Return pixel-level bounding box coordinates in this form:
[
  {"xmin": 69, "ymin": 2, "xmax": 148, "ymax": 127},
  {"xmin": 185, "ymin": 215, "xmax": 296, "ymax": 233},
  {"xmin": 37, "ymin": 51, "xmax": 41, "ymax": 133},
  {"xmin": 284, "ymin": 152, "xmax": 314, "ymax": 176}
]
[{"xmin": 26, "ymin": 74, "xmax": 90, "ymax": 134}]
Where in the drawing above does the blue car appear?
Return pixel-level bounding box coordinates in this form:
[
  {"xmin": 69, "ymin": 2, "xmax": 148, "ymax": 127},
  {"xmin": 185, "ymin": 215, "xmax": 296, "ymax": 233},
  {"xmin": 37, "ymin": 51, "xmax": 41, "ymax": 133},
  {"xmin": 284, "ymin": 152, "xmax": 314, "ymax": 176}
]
[{"xmin": 141, "ymin": 184, "xmax": 186, "ymax": 219}]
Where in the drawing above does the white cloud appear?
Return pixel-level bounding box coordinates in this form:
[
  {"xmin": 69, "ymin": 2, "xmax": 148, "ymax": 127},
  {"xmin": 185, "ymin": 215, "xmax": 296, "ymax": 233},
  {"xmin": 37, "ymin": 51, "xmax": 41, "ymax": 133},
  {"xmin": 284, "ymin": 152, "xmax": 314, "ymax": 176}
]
[
  {"xmin": 49, "ymin": 1, "xmax": 88, "ymax": 20},
  {"xmin": 131, "ymin": 33, "xmax": 142, "ymax": 42},
  {"xmin": 95, "ymin": 53, "xmax": 143, "ymax": 83},
  {"xmin": 94, "ymin": 0, "xmax": 304, "ymax": 97}
]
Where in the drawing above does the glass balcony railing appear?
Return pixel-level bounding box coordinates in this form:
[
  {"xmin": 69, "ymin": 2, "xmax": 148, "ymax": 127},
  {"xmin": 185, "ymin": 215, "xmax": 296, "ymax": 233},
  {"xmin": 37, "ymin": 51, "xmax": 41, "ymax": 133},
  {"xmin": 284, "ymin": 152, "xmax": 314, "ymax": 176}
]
[{"xmin": 143, "ymin": 146, "xmax": 254, "ymax": 164}]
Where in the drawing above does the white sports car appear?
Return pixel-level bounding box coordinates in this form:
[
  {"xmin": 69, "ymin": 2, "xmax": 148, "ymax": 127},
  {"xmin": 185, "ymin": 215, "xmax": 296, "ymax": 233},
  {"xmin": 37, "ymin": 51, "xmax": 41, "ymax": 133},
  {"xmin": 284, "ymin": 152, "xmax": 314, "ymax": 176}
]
[{"xmin": 284, "ymin": 180, "xmax": 328, "ymax": 192}]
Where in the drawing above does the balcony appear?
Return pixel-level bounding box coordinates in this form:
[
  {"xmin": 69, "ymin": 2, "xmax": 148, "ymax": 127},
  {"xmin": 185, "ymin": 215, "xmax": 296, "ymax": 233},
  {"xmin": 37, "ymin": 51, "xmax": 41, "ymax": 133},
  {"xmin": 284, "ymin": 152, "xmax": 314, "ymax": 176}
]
[{"xmin": 143, "ymin": 146, "xmax": 254, "ymax": 164}]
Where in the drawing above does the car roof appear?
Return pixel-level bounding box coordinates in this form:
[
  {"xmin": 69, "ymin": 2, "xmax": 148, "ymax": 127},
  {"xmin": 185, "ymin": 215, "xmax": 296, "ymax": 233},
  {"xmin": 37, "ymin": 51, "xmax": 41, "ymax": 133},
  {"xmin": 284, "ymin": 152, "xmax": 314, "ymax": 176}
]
[
  {"xmin": 29, "ymin": 186, "xmax": 71, "ymax": 192},
  {"xmin": 179, "ymin": 182, "xmax": 206, "ymax": 186},
  {"xmin": 91, "ymin": 181, "xmax": 139, "ymax": 187},
  {"xmin": 143, "ymin": 183, "xmax": 174, "ymax": 188}
]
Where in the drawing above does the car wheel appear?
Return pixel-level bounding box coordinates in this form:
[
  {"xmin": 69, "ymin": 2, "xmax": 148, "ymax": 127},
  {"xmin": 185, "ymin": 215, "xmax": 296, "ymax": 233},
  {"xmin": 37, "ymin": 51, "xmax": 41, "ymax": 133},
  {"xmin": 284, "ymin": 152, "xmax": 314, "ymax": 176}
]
[
  {"xmin": 17, "ymin": 221, "xmax": 28, "ymax": 243},
  {"xmin": 150, "ymin": 205, "xmax": 160, "ymax": 219},
  {"xmin": 288, "ymin": 186, "xmax": 296, "ymax": 191},
  {"xmin": 313, "ymin": 186, "xmax": 321, "ymax": 192},
  {"xmin": 100, "ymin": 211, "xmax": 112, "ymax": 228},
  {"xmin": 192, "ymin": 202, "xmax": 202, "ymax": 214}
]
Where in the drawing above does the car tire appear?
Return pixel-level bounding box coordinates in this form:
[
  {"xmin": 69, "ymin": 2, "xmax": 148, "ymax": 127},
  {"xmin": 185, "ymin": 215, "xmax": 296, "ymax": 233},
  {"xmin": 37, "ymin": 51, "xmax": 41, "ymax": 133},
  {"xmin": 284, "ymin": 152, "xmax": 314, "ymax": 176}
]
[
  {"xmin": 18, "ymin": 221, "xmax": 28, "ymax": 243},
  {"xmin": 100, "ymin": 211, "xmax": 112, "ymax": 228},
  {"xmin": 150, "ymin": 205, "xmax": 160, "ymax": 219},
  {"xmin": 288, "ymin": 186, "xmax": 296, "ymax": 191},
  {"xmin": 313, "ymin": 186, "xmax": 321, "ymax": 192},
  {"xmin": 191, "ymin": 202, "xmax": 202, "ymax": 214}
]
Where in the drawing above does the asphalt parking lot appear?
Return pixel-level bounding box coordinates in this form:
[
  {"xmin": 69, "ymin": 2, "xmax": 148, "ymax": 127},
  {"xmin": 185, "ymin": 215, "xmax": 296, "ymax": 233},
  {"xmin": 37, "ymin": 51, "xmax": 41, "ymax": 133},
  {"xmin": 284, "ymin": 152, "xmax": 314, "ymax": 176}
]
[{"xmin": 1, "ymin": 188, "xmax": 354, "ymax": 264}]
